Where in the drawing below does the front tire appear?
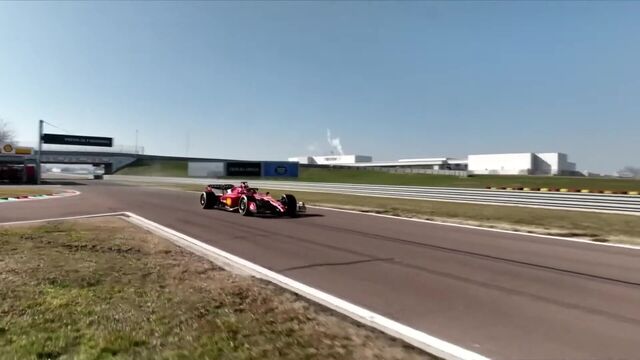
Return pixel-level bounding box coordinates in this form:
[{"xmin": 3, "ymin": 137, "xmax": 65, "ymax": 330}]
[
  {"xmin": 239, "ymin": 195, "xmax": 253, "ymax": 216},
  {"xmin": 281, "ymin": 194, "xmax": 298, "ymax": 217}
]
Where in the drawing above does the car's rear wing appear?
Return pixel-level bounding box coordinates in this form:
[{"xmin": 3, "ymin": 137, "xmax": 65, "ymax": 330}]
[{"xmin": 207, "ymin": 184, "xmax": 235, "ymax": 190}]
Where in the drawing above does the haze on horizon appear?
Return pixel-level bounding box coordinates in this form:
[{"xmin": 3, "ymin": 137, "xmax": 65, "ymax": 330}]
[{"xmin": 1, "ymin": 1, "xmax": 639, "ymax": 174}]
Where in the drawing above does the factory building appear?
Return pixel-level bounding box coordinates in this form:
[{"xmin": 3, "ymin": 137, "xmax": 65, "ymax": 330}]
[
  {"xmin": 289, "ymin": 152, "xmax": 579, "ymax": 176},
  {"xmin": 467, "ymin": 152, "xmax": 577, "ymax": 175},
  {"xmin": 288, "ymin": 155, "xmax": 373, "ymax": 165}
]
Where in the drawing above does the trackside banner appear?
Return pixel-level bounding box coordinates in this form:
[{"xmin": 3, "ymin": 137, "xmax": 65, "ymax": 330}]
[
  {"xmin": 226, "ymin": 162, "xmax": 262, "ymax": 177},
  {"xmin": 262, "ymin": 162, "xmax": 299, "ymax": 177},
  {"xmin": 42, "ymin": 133, "xmax": 113, "ymax": 147}
]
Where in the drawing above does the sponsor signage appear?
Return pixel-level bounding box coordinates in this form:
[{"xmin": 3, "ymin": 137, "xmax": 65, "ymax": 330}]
[
  {"xmin": 42, "ymin": 133, "xmax": 113, "ymax": 147},
  {"xmin": 262, "ymin": 162, "xmax": 299, "ymax": 177},
  {"xmin": 226, "ymin": 162, "xmax": 262, "ymax": 177},
  {"xmin": 0, "ymin": 143, "xmax": 33, "ymax": 156}
]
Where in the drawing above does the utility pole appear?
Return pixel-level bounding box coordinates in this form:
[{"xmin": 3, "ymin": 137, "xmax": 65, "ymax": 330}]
[
  {"xmin": 36, "ymin": 119, "xmax": 43, "ymax": 184},
  {"xmin": 135, "ymin": 129, "xmax": 139, "ymax": 154}
]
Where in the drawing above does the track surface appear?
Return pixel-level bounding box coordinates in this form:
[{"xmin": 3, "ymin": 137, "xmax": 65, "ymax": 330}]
[{"xmin": 2, "ymin": 181, "xmax": 639, "ymax": 359}]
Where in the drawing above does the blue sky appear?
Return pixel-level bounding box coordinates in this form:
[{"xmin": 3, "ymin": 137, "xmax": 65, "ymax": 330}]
[{"xmin": 1, "ymin": 1, "xmax": 638, "ymax": 173}]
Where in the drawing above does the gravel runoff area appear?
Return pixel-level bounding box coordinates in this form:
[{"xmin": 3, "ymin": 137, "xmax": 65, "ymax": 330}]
[{"xmin": 0, "ymin": 217, "xmax": 431, "ymax": 360}]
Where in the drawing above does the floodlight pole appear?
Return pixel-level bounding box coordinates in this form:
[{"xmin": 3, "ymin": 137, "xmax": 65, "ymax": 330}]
[{"xmin": 36, "ymin": 119, "xmax": 43, "ymax": 184}]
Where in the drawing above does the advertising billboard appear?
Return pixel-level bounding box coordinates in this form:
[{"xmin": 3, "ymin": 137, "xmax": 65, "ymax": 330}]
[
  {"xmin": 262, "ymin": 162, "xmax": 299, "ymax": 177},
  {"xmin": 226, "ymin": 162, "xmax": 262, "ymax": 177},
  {"xmin": 42, "ymin": 133, "xmax": 113, "ymax": 147}
]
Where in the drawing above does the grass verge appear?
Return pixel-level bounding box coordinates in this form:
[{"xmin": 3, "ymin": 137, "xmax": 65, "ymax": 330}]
[
  {"xmin": 0, "ymin": 217, "xmax": 429, "ymax": 359},
  {"xmin": 116, "ymin": 159, "xmax": 188, "ymax": 177},
  {"xmin": 115, "ymin": 159, "xmax": 640, "ymax": 191},
  {"xmin": 172, "ymin": 183, "xmax": 640, "ymax": 245},
  {"xmin": 0, "ymin": 187, "xmax": 53, "ymax": 198}
]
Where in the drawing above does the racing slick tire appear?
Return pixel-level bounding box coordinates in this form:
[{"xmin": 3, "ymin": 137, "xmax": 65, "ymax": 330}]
[
  {"xmin": 280, "ymin": 194, "xmax": 299, "ymax": 217},
  {"xmin": 200, "ymin": 192, "xmax": 218, "ymax": 209},
  {"xmin": 239, "ymin": 195, "xmax": 253, "ymax": 216}
]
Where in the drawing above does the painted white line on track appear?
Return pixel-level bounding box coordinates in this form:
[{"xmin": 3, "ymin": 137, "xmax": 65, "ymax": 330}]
[
  {"xmin": 261, "ymin": 187, "xmax": 640, "ymax": 216},
  {"xmin": 0, "ymin": 212, "xmax": 124, "ymax": 226},
  {"xmin": 121, "ymin": 211, "xmax": 490, "ymax": 360},
  {"xmin": 0, "ymin": 211, "xmax": 490, "ymax": 360},
  {"xmin": 308, "ymin": 206, "xmax": 640, "ymax": 251},
  {"xmin": 125, "ymin": 185, "xmax": 640, "ymax": 250},
  {"xmin": 105, "ymin": 175, "xmax": 640, "ymax": 215}
]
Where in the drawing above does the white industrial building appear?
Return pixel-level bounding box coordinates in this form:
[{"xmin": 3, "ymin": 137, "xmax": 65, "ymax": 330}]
[
  {"xmin": 289, "ymin": 152, "xmax": 579, "ymax": 176},
  {"xmin": 346, "ymin": 157, "xmax": 468, "ymax": 170},
  {"xmin": 467, "ymin": 152, "xmax": 577, "ymax": 175},
  {"xmin": 288, "ymin": 155, "xmax": 373, "ymax": 165}
]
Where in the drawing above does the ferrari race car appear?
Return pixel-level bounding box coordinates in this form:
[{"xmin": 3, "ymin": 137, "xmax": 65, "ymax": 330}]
[{"xmin": 200, "ymin": 182, "xmax": 306, "ymax": 217}]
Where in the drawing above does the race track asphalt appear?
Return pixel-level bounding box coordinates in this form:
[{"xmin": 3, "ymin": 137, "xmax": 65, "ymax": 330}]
[{"xmin": 2, "ymin": 180, "xmax": 639, "ymax": 359}]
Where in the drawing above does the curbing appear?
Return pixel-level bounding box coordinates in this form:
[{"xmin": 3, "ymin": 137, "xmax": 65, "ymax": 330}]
[
  {"xmin": 0, "ymin": 190, "xmax": 81, "ymax": 203},
  {"xmin": 488, "ymin": 186, "xmax": 640, "ymax": 195},
  {"xmin": 0, "ymin": 212, "xmax": 491, "ymax": 360}
]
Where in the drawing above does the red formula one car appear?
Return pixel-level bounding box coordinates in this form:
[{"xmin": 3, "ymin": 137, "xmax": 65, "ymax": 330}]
[{"xmin": 200, "ymin": 182, "xmax": 306, "ymax": 217}]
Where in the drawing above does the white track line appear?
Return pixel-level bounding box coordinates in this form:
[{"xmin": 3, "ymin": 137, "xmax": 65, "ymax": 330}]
[
  {"xmin": 308, "ymin": 206, "xmax": 640, "ymax": 251},
  {"xmin": 0, "ymin": 212, "xmax": 124, "ymax": 226},
  {"xmin": 131, "ymin": 186, "xmax": 640, "ymax": 250},
  {"xmin": 0, "ymin": 212, "xmax": 490, "ymax": 360},
  {"xmin": 261, "ymin": 187, "xmax": 640, "ymax": 216},
  {"xmin": 122, "ymin": 212, "xmax": 490, "ymax": 360}
]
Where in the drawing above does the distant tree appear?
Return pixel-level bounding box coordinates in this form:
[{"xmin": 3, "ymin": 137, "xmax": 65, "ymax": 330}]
[
  {"xmin": 0, "ymin": 119, "xmax": 15, "ymax": 144},
  {"xmin": 618, "ymin": 166, "xmax": 640, "ymax": 178}
]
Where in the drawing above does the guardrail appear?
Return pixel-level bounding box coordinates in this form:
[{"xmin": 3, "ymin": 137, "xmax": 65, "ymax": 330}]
[{"xmin": 107, "ymin": 175, "xmax": 640, "ymax": 216}]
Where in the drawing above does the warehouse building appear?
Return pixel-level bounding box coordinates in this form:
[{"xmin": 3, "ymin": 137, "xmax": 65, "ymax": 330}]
[
  {"xmin": 467, "ymin": 152, "xmax": 577, "ymax": 175},
  {"xmin": 288, "ymin": 155, "xmax": 373, "ymax": 165},
  {"xmin": 289, "ymin": 152, "xmax": 579, "ymax": 176}
]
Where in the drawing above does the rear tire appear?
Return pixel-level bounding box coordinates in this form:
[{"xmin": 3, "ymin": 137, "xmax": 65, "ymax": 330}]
[
  {"xmin": 281, "ymin": 194, "xmax": 298, "ymax": 217},
  {"xmin": 201, "ymin": 192, "xmax": 217, "ymax": 209}
]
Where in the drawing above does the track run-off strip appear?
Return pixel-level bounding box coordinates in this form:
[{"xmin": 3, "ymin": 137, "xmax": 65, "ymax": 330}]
[{"xmin": 0, "ymin": 211, "xmax": 490, "ymax": 360}]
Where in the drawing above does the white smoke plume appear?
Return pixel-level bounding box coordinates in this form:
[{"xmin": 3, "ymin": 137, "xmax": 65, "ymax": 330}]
[{"xmin": 326, "ymin": 129, "xmax": 344, "ymax": 156}]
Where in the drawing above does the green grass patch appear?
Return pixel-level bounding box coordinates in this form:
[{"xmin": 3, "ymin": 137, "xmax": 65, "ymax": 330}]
[
  {"xmin": 116, "ymin": 159, "xmax": 187, "ymax": 177},
  {"xmin": 0, "ymin": 218, "xmax": 428, "ymax": 360},
  {"xmin": 0, "ymin": 187, "xmax": 52, "ymax": 198}
]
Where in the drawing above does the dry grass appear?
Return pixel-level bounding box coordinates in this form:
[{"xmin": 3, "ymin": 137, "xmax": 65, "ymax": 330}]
[
  {"xmin": 0, "ymin": 217, "xmax": 431, "ymax": 360},
  {"xmin": 0, "ymin": 187, "xmax": 53, "ymax": 198}
]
